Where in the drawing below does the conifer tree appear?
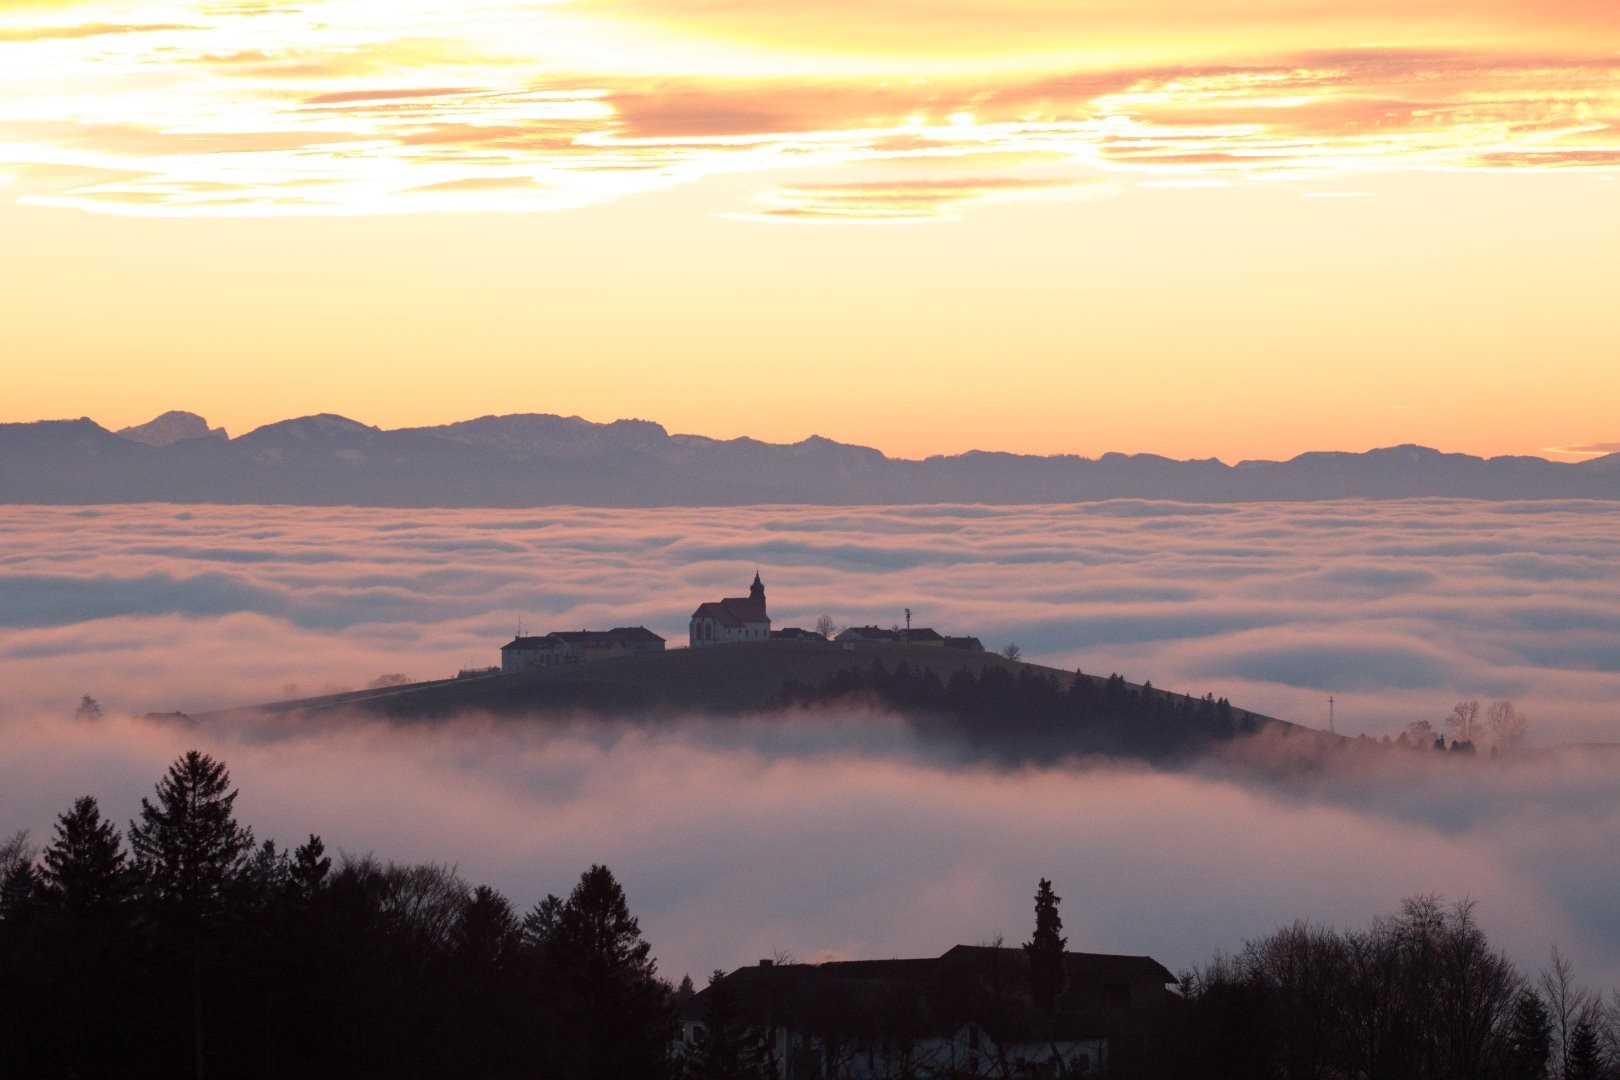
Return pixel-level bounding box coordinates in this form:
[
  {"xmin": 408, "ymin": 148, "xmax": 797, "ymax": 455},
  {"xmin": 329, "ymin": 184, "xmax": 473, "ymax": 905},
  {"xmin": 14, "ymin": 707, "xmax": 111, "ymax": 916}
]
[
  {"xmin": 129, "ymin": 750, "xmax": 254, "ymax": 923},
  {"xmin": 1504, "ymin": 990, "xmax": 1552, "ymax": 1080},
  {"xmin": 1025, "ymin": 877, "xmax": 1067, "ymax": 1012},
  {"xmin": 1565, "ymin": 1021, "xmax": 1602, "ymax": 1080},
  {"xmin": 40, "ymin": 795, "xmax": 131, "ymax": 917},
  {"xmin": 551, "ymin": 864, "xmax": 670, "ymax": 1079}
]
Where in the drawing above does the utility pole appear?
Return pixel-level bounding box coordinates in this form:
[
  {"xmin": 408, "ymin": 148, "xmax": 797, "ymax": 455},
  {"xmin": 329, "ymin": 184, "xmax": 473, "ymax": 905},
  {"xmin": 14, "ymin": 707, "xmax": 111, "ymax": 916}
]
[{"xmin": 1328, "ymin": 695, "xmax": 1335, "ymax": 735}]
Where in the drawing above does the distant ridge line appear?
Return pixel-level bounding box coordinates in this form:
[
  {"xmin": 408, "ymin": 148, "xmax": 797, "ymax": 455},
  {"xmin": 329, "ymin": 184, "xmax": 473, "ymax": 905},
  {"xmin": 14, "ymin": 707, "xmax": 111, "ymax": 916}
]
[{"xmin": 1, "ymin": 411, "xmax": 1615, "ymax": 506}]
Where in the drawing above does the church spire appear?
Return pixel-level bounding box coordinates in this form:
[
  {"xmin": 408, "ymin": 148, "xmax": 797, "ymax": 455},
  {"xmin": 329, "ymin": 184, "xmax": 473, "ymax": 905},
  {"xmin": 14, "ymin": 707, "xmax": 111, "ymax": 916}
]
[{"xmin": 749, "ymin": 571, "xmax": 765, "ymax": 604}]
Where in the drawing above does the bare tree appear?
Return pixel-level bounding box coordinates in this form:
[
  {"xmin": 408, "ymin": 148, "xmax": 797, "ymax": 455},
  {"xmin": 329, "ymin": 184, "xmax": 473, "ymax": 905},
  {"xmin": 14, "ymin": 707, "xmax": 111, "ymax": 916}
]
[
  {"xmin": 1446, "ymin": 700, "xmax": 1482, "ymax": 745},
  {"xmin": 814, "ymin": 615, "xmax": 836, "ymax": 640},
  {"xmin": 1402, "ymin": 719, "xmax": 1438, "ymax": 748},
  {"xmin": 1540, "ymin": 945, "xmax": 1592, "ymax": 1079},
  {"xmin": 1487, "ymin": 700, "xmax": 1530, "ymax": 750},
  {"xmin": 1002, "ymin": 643, "xmax": 1022, "ymax": 662}
]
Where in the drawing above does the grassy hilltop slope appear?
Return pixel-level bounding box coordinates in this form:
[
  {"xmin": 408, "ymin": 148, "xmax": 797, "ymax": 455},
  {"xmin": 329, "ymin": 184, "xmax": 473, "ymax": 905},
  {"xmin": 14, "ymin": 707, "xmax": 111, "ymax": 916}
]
[{"xmin": 210, "ymin": 643, "xmax": 1323, "ymax": 764}]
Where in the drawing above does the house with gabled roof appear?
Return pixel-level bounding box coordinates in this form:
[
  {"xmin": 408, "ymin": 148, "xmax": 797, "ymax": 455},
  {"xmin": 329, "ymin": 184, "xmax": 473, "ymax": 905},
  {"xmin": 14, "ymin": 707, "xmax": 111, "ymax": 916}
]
[
  {"xmin": 500, "ymin": 626, "xmax": 664, "ymax": 671},
  {"xmin": 690, "ymin": 572, "xmax": 772, "ymax": 648},
  {"xmin": 675, "ymin": 944, "xmax": 1176, "ymax": 1079}
]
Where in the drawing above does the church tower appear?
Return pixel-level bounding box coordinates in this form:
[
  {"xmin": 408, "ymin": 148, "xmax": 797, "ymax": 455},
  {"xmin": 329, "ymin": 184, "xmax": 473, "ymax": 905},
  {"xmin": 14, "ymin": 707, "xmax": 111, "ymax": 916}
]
[{"xmin": 749, "ymin": 571, "xmax": 766, "ymax": 605}]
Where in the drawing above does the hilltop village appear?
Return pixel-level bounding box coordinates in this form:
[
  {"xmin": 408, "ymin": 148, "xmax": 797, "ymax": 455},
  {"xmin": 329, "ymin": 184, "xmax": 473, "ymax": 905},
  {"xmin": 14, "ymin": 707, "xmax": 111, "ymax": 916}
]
[{"xmin": 500, "ymin": 573, "xmax": 983, "ymax": 672}]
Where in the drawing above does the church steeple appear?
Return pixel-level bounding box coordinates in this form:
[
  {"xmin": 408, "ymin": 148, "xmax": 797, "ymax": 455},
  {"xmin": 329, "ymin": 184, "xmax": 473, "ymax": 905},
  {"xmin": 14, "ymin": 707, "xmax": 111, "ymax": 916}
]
[{"xmin": 749, "ymin": 571, "xmax": 765, "ymax": 604}]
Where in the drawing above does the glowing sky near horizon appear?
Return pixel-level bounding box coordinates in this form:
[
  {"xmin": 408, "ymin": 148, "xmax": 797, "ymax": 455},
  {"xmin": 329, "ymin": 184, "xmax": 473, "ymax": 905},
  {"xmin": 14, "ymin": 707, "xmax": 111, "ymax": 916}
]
[{"xmin": 2, "ymin": 0, "xmax": 1618, "ymax": 460}]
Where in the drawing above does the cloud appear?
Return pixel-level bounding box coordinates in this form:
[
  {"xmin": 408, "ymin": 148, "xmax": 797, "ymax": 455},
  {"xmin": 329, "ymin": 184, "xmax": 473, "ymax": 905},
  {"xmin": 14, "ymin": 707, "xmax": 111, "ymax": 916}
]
[
  {"xmin": 736, "ymin": 175, "xmax": 1110, "ymax": 223},
  {"xmin": 3, "ymin": 707, "xmax": 1620, "ymax": 999},
  {"xmin": 1, "ymin": 1, "xmax": 1617, "ymax": 217},
  {"xmin": 3, "ymin": 498, "xmax": 1620, "ymax": 997},
  {"xmin": 1, "ymin": 497, "xmax": 1617, "ymax": 733}
]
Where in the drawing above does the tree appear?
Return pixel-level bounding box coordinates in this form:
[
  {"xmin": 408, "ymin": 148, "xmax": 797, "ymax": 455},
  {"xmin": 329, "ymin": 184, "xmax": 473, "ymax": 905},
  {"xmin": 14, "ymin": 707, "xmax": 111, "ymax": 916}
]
[
  {"xmin": 128, "ymin": 752, "xmax": 256, "ymax": 1080},
  {"xmin": 289, "ymin": 834, "xmax": 331, "ymax": 900},
  {"xmin": 1003, "ymin": 643, "xmax": 1022, "ymax": 662},
  {"xmin": 1401, "ymin": 719, "xmax": 1437, "ymax": 747},
  {"xmin": 522, "ymin": 892, "xmax": 564, "ymax": 949},
  {"xmin": 1024, "ymin": 878, "xmax": 1066, "ymax": 1012},
  {"xmin": 1565, "ymin": 1020, "xmax": 1602, "ymax": 1080},
  {"xmin": 1540, "ymin": 946, "xmax": 1590, "ymax": 1080},
  {"xmin": 39, "ymin": 796, "xmax": 131, "ymax": 916},
  {"xmin": 0, "ymin": 837, "xmax": 39, "ymax": 924},
  {"xmin": 129, "ymin": 750, "xmax": 255, "ymax": 922},
  {"xmin": 815, "ymin": 615, "xmax": 836, "ymax": 640},
  {"xmin": 1488, "ymin": 700, "xmax": 1530, "ymax": 751},
  {"xmin": 74, "ymin": 694, "xmax": 102, "ymax": 720},
  {"xmin": 1446, "ymin": 700, "xmax": 1482, "ymax": 744},
  {"xmin": 1504, "ymin": 991, "xmax": 1552, "ymax": 1080},
  {"xmin": 550, "ymin": 865, "xmax": 671, "ymax": 1079}
]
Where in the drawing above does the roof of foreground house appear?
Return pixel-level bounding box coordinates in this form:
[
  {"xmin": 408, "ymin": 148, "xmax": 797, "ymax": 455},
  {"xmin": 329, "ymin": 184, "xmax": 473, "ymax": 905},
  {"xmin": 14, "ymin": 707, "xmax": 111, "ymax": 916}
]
[{"xmin": 679, "ymin": 946, "xmax": 1175, "ymax": 1042}]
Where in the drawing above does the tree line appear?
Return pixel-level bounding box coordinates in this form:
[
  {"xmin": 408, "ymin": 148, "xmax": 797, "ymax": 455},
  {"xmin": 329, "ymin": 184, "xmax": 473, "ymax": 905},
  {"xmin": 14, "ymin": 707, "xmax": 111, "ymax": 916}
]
[
  {"xmin": 6, "ymin": 751, "xmax": 1616, "ymax": 1079},
  {"xmin": 777, "ymin": 659, "xmax": 1255, "ymax": 762},
  {"xmin": 0, "ymin": 751, "xmax": 675, "ymax": 1080},
  {"xmin": 1159, "ymin": 896, "xmax": 1618, "ymax": 1080}
]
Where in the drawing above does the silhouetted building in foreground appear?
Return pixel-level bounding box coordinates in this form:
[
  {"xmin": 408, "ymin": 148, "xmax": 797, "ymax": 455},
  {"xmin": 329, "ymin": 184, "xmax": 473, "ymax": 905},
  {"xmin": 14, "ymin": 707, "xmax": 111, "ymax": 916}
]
[
  {"xmin": 499, "ymin": 627, "xmax": 664, "ymax": 671},
  {"xmin": 677, "ymin": 944, "xmax": 1175, "ymax": 1078},
  {"xmin": 691, "ymin": 572, "xmax": 772, "ymax": 647}
]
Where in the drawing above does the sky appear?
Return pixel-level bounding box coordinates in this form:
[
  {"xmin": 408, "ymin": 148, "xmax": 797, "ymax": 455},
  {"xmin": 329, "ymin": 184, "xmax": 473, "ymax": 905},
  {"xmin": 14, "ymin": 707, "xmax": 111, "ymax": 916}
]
[
  {"xmin": 2, "ymin": 0, "xmax": 1618, "ymax": 462},
  {"xmin": 3, "ymin": 500, "xmax": 1620, "ymax": 990}
]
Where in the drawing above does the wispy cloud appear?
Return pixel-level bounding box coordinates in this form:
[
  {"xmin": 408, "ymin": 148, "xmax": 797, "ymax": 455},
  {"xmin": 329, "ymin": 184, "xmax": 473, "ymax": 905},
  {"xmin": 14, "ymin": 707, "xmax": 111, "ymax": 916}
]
[{"xmin": 0, "ymin": 1, "xmax": 1616, "ymax": 217}]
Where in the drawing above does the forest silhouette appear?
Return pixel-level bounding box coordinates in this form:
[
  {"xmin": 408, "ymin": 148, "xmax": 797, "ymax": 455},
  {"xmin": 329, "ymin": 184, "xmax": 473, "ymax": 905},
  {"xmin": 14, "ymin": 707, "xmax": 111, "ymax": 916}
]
[{"xmin": 2, "ymin": 751, "xmax": 1612, "ymax": 1079}]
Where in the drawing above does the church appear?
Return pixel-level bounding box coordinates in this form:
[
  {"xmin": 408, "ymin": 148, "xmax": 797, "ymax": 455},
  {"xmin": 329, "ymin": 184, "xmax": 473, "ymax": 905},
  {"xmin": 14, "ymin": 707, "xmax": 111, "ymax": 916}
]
[{"xmin": 689, "ymin": 572, "xmax": 771, "ymax": 647}]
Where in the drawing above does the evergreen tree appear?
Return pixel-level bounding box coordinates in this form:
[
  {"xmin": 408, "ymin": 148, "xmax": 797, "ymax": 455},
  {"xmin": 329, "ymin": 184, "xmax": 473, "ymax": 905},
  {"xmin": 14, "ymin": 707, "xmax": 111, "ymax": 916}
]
[
  {"xmin": 289, "ymin": 834, "xmax": 331, "ymax": 900},
  {"xmin": 1024, "ymin": 877, "xmax": 1067, "ymax": 1012},
  {"xmin": 1565, "ymin": 1021, "xmax": 1602, "ymax": 1080},
  {"xmin": 522, "ymin": 892, "xmax": 564, "ymax": 949},
  {"xmin": 1504, "ymin": 990, "xmax": 1552, "ymax": 1080},
  {"xmin": 128, "ymin": 751, "xmax": 255, "ymax": 1080},
  {"xmin": 40, "ymin": 795, "xmax": 131, "ymax": 917},
  {"xmin": 550, "ymin": 865, "xmax": 671, "ymax": 1079},
  {"xmin": 129, "ymin": 750, "xmax": 254, "ymax": 923}
]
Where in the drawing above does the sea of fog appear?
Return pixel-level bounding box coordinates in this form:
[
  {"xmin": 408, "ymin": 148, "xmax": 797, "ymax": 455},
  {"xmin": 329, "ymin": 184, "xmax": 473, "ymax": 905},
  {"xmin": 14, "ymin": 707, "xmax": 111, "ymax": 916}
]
[{"xmin": 2, "ymin": 499, "xmax": 1618, "ymax": 991}]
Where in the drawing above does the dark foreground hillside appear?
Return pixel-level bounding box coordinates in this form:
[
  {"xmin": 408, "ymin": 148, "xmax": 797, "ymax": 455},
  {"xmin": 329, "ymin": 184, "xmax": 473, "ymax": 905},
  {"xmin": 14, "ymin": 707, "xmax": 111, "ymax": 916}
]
[{"xmin": 214, "ymin": 644, "xmax": 1316, "ymax": 765}]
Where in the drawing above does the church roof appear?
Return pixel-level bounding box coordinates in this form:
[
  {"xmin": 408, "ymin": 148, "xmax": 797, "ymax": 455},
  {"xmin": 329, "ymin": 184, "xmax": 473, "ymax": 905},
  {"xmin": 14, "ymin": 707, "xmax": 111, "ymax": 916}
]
[{"xmin": 691, "ymin": 597, "xmax": 769, "ymax": 627}]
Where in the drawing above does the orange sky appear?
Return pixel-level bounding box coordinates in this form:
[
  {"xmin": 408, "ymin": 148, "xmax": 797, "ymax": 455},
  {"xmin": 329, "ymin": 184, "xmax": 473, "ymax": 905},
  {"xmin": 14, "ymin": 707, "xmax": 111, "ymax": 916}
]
[{"xmin": 2, "ymin": 0, "xmax": 1617, "ymax": 462}]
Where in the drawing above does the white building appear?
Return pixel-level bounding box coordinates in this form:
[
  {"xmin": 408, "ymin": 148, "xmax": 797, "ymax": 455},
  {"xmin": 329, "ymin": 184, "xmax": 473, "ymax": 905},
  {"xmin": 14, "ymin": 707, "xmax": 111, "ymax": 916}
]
[{"xmin": 689, "ymin": 573, "xmax": 771, "ymax": 648}]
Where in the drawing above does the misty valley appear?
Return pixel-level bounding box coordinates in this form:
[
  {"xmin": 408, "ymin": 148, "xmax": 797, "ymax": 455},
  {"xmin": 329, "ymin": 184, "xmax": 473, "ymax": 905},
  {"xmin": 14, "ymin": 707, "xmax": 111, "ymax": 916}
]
[{"xmin": 3, "ymin": 499, "xmax": 1618, "ymax": 1078}]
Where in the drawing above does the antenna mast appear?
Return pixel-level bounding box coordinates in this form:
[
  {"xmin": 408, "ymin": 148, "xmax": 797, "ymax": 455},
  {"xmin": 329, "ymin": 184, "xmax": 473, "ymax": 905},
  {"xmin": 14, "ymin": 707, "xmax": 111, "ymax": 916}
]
[
  {"xmin": 905, "ymin": 608, "xmax": 911, "ymax": 631},
  {"xmin": 1328, "ymin": 695, "xmax": 1335, "ymax": 735}
]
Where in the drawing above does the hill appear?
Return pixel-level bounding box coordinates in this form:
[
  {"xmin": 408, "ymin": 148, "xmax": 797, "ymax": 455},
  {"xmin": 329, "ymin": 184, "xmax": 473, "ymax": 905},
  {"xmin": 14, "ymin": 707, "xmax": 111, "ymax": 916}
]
[
  {"xmin": 3, "ymin": 411, "xmax": 1616, "ymax": 505},
  {"xmin": 201, "ymin": 643, "xmax": 1327, "ymax": 764}
]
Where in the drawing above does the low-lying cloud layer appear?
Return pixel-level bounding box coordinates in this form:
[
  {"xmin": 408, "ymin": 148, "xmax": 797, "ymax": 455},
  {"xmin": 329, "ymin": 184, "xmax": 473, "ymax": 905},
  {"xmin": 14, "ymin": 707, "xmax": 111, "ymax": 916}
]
[
  {"xmin": 2, "ymin": 500, "xmax": 1615, "ymax": 741},
  {"xmin": 4, "ymin": 708, "xmax": 1619, "ymax": 997},
  {"xmin": 2, "ymin": 499, "xmax": 1617, "ymax": 989}
]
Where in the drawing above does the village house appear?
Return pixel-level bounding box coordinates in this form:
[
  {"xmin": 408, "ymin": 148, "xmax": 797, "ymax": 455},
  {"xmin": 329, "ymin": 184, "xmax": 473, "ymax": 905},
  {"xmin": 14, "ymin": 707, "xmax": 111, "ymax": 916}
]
[
  {"xmin": 675, "ymin": 944, "xmax": 1175, "ymax": 1079},
  {"xmin": 834, "ymin": 626, "xmax": 985, "ymax": 652},
  {"xmin": 690, "ymin": 572, "xmax": 772, "ymax": 647},
  {"xmin": 499, "ymin": 626, "xmax": 664, "ymax": 672}
]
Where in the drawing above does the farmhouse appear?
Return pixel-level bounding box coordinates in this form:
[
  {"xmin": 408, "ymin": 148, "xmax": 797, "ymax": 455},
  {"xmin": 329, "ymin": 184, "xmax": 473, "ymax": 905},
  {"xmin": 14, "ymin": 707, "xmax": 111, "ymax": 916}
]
[
  {"xmin": 690, "ymin": 572, "xmax": 772, "ymax": 648},
  {"xmin": 835, "ymin": 626, "xmax": 985, "ymax": 652},
  {"xmin": 499, "ymin": 626, "xmax": 664, "ymax": 672},
  {"xmin": 676, "ymin": 944, "xmax": 1175, "ymax": 1079}
]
